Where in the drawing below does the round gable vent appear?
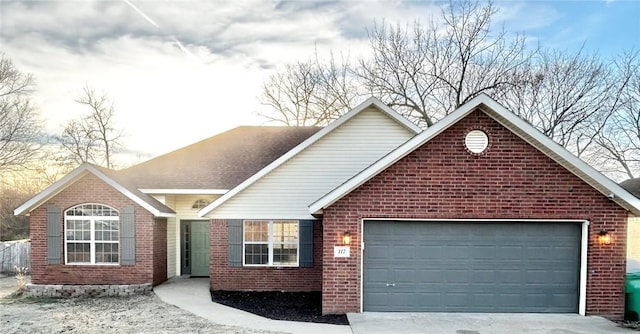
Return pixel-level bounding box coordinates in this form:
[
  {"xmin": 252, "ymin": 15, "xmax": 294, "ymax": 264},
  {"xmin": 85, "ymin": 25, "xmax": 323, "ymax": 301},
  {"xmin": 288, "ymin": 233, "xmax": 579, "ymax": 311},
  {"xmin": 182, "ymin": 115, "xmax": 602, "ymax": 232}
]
[{"xmin": 465, "ymin": 130, "xmax": 489, "ymax": 153}]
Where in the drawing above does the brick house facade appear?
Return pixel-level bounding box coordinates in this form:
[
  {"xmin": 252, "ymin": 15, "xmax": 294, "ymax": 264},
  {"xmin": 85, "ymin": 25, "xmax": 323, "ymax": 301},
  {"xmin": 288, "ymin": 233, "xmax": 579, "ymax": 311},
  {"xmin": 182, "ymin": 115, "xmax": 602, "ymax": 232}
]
[
  {"xmin": 17, "ymin": 95, "xmax": 639, "ymax": 319},
  {"xmin": 321, "ymin": 110, "xmax": 627, "ymax": 318},
  {"xmin": 29, "ymin": 173, "xmax": 167, "ymax": 286}
]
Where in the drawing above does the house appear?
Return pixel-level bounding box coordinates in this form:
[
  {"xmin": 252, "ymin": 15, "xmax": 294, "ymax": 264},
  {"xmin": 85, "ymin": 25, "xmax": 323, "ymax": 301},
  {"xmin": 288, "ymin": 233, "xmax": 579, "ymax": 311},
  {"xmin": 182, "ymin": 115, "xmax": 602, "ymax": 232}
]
[
  {"xmin": 15, "ymin": 94, "xmax": 640, "ymax": 319},
  {"xmin": 620, "ymin": 179, "xmax": 640, "ymax": 273}
]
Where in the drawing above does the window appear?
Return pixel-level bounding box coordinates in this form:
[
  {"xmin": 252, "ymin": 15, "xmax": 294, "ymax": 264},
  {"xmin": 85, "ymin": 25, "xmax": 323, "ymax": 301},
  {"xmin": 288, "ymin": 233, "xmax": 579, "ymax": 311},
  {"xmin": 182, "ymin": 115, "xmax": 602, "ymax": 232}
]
[
  {"xmin": 243, "ymin": 220, "xmax": 298, "ymax": 266},
  {"xmin": 192, "ymin": 199, "xmax": 210, "ymax": 209},
  {"xmin": 65, "ymin": 204, "xmax": 119, "ymax": 265}
]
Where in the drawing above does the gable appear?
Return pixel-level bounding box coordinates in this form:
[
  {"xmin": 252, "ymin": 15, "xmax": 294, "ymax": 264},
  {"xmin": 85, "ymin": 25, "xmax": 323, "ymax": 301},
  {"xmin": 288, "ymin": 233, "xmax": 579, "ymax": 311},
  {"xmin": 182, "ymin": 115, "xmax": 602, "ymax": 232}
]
[
  {"xmin": 310, "ymin": 94, "xmax": 640, "ymax": 216},
  {"xmin": 14, "ymin": 163, "xmax": 174, "ymax": 217},
  {"xmin": 203, "ymin": 106, "xmax": 418, "ymax": 219},
  {"xmin": 332, "ymin": 109, "xmax": 625, "ymax": 218}
]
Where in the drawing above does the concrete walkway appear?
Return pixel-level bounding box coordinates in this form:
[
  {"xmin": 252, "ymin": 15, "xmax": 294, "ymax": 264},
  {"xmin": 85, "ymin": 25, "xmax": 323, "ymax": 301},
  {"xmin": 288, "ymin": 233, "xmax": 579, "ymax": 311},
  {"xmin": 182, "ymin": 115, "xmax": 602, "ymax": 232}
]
[
  {"xmin": 155, "ymin": 277, "xmax": 633, "ymax": 334},
  {"xmin": 153, "ymin": 277, "xmax": 352, "ymax": 334},
  {"xmin": 347, "ymin": 312, "xmax": 632, "ymax": 334}
]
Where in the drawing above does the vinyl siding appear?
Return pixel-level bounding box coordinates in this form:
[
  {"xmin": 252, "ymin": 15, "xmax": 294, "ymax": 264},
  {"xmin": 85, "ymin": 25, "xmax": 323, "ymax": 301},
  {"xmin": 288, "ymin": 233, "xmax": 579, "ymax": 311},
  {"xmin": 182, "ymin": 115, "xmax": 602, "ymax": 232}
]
[
  {"xmin": 629, "ymin": 215, "xmax": 640, "ymax": 272},
  {"xmin": 154, "ymin": 194, "xmax": 220, "ymax": 277},
  {"xmin": 208, "ymin": 107, "xmax": 416, "ymax": 219}
]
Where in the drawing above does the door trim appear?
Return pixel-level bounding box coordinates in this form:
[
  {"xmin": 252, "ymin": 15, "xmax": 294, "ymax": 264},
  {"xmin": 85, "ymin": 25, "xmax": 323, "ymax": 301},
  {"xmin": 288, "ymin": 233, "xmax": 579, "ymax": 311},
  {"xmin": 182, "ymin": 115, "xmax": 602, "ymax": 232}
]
[{"xmin": 360, "ymin": 218, "xmax": 589, "ymax": 315}]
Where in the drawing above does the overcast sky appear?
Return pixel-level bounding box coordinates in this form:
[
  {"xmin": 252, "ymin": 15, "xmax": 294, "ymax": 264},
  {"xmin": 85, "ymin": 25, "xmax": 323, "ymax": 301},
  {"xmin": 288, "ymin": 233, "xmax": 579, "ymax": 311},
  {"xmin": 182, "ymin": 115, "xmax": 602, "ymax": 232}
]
[{"xmin": 1, "ymin": 0, "xmax": 639, "ymax": 166}]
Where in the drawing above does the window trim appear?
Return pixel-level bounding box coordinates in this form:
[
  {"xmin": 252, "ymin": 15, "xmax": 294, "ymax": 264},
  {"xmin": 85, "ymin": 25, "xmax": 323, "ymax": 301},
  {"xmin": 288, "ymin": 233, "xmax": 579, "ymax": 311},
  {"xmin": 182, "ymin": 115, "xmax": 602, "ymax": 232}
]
[
  {"xmin": 242, "ymin": 220, "xmax": 299, "ymax": 267},
  {"xmin": 64, "ymin": 203, "xmax": 120, "ymax": 266},
  {"xmin": 192, "ymin": 199, "xmax": 210, "ymax": 209}
]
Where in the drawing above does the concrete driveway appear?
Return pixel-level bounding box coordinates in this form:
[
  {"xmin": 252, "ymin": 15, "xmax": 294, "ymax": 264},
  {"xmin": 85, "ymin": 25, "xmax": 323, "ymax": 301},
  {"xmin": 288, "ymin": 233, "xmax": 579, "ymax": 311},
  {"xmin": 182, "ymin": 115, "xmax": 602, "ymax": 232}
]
[{"xmin": 348, "ymin": 312, "xmax": 633, "ymax": 334}]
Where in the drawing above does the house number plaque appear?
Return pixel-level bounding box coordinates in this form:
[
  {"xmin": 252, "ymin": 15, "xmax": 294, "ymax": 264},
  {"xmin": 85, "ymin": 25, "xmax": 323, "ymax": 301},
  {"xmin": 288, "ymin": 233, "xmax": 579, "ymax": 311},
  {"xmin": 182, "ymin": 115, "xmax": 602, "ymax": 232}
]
[{"xmin": 334, "ymin": 246, "xmax": 350, "ymax": 258}]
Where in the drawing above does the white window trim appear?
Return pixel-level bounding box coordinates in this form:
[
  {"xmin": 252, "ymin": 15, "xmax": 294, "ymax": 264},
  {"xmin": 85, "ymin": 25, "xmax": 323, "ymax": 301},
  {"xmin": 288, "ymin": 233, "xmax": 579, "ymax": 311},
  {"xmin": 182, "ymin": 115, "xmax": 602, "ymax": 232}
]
[
  {"xmin": 64, "ymin": 204, "xmax": 120, "ymax": 265},
  {"xmin": 242, "ymin": 220, "xmax": 299, "ymax": 267}
]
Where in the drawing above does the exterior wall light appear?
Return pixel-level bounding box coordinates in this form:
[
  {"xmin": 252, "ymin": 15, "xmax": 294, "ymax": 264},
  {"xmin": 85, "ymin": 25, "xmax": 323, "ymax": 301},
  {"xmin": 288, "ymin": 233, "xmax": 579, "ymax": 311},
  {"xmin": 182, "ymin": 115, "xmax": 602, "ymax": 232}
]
[
  {"xmin": 598, "ymin": 230, "xmax": 612, "ymax": 245},
  {"xmin": 342, "ymin": 231, "xmax": 352, "ymax": 245}
]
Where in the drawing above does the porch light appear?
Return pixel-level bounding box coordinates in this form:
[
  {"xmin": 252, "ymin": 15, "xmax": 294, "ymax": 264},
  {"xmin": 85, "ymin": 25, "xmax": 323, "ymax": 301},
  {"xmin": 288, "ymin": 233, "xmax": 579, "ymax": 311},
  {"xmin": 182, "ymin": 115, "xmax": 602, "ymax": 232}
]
[
  {"xmin": 598, "ymin": 230, "xmax": 612, "ymax": 245},
  {"xmin": 342, "ymin": 231, "xmax": 352, "ymax": 245}
]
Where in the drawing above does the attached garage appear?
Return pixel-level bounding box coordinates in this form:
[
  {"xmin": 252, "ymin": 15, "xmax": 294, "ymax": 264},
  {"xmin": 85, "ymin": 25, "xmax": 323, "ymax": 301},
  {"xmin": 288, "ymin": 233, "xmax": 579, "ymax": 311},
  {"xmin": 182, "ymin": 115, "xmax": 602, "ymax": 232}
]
[
  {"xmin": 363, "ymin": 221, "xmax": 582, "ymax": 313},
  {"xmin": 316, "ymin": 95, "xmax": 638, "ymax": 318},
  {"xmin": 362, "ymin": 220, "xmax": 584, "ymax": 313}
]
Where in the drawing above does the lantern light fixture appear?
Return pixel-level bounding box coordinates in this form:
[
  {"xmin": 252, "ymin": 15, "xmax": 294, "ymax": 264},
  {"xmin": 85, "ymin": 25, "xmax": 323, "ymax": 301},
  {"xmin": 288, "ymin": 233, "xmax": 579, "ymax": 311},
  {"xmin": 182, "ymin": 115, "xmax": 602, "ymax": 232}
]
[
  {"xmin": 598, "ymin": 230, "xmax": 612, "ymax": 245},
  {"xmin": 342, "ymin": 231, "xmax": 352, "ymax": 245}
]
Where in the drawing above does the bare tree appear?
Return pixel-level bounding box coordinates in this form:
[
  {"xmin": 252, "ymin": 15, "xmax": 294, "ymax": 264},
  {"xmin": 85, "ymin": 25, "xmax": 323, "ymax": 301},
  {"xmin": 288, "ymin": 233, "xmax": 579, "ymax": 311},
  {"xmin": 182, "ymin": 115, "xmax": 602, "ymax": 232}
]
[
  {"xmin": 589, "ymin": 51, "xmax": 640, "ymax": 180},
  {"xmin": 260, "ymin": 0, "xmax": 529, "ymax": 127},
  {"xmin": 0, "ymin": 53, "xmax": 42, "ymax": 172},
  {"xmin": 259, "ymin": 52, "xmax": 360, "ymax": 126},
  {"xmin": 356, "ymin": 0, "xmax": 529, "ymax": 126},
  {"xmin": 499, "ymin": 47, "xmax": 627, "ymax": 159},
  {"xmin": 58, "ymin": 86, "xmax": 123, "ymax": 169}
]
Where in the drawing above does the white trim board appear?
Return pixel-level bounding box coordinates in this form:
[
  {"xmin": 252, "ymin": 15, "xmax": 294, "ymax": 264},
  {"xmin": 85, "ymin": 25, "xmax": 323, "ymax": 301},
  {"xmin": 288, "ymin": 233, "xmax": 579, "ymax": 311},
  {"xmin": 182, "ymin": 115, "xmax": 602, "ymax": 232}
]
[{"xmin": 139, "ymin": 189, "xmax": 229, "ymax": 195}]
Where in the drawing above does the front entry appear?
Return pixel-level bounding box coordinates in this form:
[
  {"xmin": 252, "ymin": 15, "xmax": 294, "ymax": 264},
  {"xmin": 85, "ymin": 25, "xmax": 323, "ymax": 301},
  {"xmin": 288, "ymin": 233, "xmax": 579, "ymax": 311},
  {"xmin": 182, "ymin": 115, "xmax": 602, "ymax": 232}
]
[{"xmin": 181, "ymin": 220, "xmax": 210, "ymax": 277}]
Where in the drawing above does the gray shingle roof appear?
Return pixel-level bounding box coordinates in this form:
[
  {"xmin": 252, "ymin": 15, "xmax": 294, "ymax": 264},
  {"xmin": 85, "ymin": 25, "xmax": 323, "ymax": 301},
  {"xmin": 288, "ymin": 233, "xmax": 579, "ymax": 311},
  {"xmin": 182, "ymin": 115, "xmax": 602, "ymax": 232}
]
[
  {"xmin": 117, "ymin": 126, "xmax": 322, "ymax": 190},
  {"xmin": 620, "ymin": 178, "xmax": 640, "ymax": 198}
]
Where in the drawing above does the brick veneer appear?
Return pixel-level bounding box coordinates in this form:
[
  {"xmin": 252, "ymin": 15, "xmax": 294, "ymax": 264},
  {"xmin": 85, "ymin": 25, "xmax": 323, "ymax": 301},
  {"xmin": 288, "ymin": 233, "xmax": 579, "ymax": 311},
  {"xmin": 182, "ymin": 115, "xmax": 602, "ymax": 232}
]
[
  {"xmin": 29, "ymin": 173, "xmax": 167, "ymax": 286},
  {"xmin": 209, "ymin": 219, "xmax": 322, "ymax": 291},
  {"xmin": 322, "ymin": 109, "xmax": 628, "ymax": 319},
  {"xmin": 153, "ymin": 218, "xmax": 168, "ymax": 286}
]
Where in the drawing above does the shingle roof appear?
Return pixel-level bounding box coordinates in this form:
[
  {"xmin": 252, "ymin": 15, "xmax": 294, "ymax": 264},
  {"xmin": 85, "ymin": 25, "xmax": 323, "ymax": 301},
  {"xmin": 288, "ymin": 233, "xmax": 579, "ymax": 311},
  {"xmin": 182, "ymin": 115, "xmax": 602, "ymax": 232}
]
[
  {"xmin": 117, "ymin": 126, "xmax": 322, "ymax": 190},
  {"xmin": 620, "ymin": 178, "xmax": 640, "ymax": 198}
]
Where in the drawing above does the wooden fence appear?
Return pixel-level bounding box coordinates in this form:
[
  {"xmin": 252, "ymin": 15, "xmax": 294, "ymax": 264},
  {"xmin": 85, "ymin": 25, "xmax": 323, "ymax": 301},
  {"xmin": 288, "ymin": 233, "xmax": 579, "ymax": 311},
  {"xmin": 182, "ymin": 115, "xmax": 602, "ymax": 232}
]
[{"xmin": 0, "ymin": 240, "xmax": 30, "ymax": 274}]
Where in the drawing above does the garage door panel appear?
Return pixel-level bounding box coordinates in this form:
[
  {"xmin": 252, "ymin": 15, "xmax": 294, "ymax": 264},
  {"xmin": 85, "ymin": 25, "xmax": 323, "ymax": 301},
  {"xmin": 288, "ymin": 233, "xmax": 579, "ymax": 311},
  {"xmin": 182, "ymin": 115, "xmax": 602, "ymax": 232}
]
[{"xmin": 363, "ymin": 221, "xmax": 581, "ymax": 312}]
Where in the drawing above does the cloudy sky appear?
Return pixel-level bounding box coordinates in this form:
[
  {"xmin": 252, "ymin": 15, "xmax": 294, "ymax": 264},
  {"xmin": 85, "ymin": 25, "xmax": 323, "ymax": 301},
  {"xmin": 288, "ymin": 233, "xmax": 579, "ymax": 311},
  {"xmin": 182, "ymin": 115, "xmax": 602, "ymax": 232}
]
[{"xmin": 1, "ymin": 0, "xmax": 639, "ymax": 165}]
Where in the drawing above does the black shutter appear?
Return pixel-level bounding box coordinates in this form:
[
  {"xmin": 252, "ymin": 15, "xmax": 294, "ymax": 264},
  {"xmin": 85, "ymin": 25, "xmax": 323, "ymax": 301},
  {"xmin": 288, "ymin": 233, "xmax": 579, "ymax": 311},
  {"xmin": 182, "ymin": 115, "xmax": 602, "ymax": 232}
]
[
  {"xmin": 120, "ymin": 206, "xmax": 136, "ymax": 265},
  {"xmin": 46, "ymin": 204, "xmax": 61, "ymax": 264},
  {"xmin": 228, "ymin": 219, "xmax": 243, "ymax": 267},
  {"xmin": 299, "ymin": 220, "xmax": 314, "ymax": 267}
]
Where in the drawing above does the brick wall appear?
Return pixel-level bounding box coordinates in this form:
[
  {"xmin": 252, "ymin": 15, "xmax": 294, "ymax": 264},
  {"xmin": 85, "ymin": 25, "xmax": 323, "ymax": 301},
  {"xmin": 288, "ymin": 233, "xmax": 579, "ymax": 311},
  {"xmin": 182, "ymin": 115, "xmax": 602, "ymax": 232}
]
[
  {"xmin": 30, "ymin": 173, "xmax": 158, "ymax": 285},
  {"xmin": 153, "ymin": 218, "xmax": 168, "ymax": 286},
  {"xmin": 209, "ymin": 219, "xmax": 322, "ymax": 291},
  {"xmin": 322, "ymin": 109, "xmax": 628, "ymax": 319}
]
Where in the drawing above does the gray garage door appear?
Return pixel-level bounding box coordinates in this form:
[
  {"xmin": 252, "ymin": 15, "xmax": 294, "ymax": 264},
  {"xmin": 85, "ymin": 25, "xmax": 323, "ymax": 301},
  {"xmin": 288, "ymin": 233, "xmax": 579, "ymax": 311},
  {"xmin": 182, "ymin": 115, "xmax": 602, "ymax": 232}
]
[{"xmin": 363, "ymin": 220, "xmax": 581, "ymax": 312}]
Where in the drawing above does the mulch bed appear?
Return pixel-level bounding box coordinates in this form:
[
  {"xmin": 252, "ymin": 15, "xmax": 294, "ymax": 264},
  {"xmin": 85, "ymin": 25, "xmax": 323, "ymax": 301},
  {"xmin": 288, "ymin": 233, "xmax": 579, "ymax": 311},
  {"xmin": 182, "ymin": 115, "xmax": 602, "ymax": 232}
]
[
  {"xmin": 210, "ymin": 290, "xmax": 349, "ymax": 325},
  {"xmin": 619, "ymin": 321, "xmax": 640, "ymax": 331}
]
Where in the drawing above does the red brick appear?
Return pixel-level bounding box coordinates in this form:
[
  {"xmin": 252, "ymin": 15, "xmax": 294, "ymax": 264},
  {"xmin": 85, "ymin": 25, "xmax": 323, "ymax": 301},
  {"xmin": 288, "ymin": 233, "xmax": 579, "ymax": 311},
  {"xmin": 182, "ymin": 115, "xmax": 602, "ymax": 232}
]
[{"xmin": 321, "ymin": 110, "xmax": 627, "ymax": 319}]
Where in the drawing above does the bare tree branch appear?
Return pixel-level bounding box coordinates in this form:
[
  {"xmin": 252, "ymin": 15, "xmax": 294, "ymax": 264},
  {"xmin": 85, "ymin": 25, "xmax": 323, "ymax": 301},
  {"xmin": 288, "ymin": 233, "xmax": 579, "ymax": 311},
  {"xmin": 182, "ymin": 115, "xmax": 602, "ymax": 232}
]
[
  {"xmin": 57, "ymin": 86, "xmax": 123, "ymax": 169},
  {"xmin": 0, "ymin": 53, "xmax": 42, "ymax": 173}
]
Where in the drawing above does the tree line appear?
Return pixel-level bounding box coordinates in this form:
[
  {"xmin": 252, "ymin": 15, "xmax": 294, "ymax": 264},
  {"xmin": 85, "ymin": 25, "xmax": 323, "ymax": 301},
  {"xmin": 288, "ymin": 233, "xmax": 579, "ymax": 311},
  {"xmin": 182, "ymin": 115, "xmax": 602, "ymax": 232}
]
[{"xmin": 258, "ymin": 0, "xmax": 639, "ymax": 182}]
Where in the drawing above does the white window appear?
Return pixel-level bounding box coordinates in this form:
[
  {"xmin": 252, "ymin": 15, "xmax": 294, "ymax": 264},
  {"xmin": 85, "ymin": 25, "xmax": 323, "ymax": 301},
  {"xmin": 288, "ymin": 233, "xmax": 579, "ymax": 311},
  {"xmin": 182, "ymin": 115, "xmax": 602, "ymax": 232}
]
[
  {"xmin": 243, "ymin": 220, "xmax": 299, "ymax": 266},
  {"xmin": 65, "ymin": 204, "xmax": 119, "ymax": 265},
  {"xmin": 192, "ymin": 199, "xmax": 209, "ymax": 209}
]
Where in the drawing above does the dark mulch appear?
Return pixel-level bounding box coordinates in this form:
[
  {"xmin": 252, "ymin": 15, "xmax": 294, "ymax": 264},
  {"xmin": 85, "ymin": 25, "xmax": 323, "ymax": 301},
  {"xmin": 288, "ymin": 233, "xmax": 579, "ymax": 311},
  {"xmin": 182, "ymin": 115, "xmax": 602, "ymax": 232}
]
[
  {"xmin": 619, "ymin": 321, "xmax": 640, "ymax": 331},
  {"xmin": 210, "ymin": 290, "xmax": 349, "ymax": 325}
]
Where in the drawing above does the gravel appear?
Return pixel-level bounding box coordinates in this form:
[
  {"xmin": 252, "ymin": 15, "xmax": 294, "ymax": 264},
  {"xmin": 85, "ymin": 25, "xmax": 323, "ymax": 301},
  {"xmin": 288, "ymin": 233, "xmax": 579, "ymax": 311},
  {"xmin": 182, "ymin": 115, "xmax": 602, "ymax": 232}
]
[{"xmin": 0, "ymin": 275, "xmax": 282, "ymax": 334}]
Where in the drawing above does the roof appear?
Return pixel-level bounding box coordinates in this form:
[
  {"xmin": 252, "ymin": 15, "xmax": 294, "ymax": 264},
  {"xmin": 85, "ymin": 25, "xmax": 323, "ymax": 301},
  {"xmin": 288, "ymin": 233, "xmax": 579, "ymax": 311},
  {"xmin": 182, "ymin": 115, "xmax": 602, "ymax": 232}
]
[
  {"xmin": 15, "ymin": 126, "xmax": 321, "ymax": 217},
  {"xmin": 198, "ymin": 97, "xmax": 422, "ymax": 217},
  {"xmin": 620, "ymin": 178, "xmax": 640, "ymax": 198},
  {"xmin": 14, "ymin": 163, "xmax": 176, "ymax": 217},
  {"xmin": 309, "ymin": 93, "xmax": 640, "ymax": 216},
  {"xmin": 118, "ymin": 126, "xmax": 322, "ymax": 190}
]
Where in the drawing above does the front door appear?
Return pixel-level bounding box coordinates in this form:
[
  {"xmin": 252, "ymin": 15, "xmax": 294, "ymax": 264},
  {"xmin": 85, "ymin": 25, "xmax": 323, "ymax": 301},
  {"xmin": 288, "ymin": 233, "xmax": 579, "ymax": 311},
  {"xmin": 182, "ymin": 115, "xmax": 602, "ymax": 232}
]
[{"xmin": 181, "ymin": 220, "xmax": 210, "ymax": 277}]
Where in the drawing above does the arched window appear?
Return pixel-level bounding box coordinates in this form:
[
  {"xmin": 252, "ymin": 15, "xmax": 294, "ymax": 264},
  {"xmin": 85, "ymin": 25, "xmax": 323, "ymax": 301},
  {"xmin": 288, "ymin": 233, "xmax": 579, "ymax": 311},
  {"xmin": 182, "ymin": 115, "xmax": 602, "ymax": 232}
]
[
  {"xmin": 192, "ymin": 199, "xmax": 210, "ymax": 209},
  {"xmin": 65, "ymin": 204, "xmax": 119, "ymax": 265}
]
